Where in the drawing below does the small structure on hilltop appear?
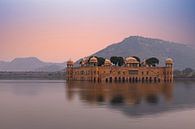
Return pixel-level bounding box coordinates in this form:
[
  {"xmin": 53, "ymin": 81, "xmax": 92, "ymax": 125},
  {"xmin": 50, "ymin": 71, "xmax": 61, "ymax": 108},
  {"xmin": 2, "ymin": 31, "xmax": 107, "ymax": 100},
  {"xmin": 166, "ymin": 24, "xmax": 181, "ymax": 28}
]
[{"xmin": 66, "ymin": 56, "xmax": 173, "ymax": 83}]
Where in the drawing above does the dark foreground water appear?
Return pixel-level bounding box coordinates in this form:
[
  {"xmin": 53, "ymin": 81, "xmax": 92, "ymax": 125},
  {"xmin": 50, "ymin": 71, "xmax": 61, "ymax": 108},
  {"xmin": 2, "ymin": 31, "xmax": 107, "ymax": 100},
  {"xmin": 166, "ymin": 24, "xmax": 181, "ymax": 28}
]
[{"xmin": 0, "ymin": 80, "xmax": 195, "ymax": 129}]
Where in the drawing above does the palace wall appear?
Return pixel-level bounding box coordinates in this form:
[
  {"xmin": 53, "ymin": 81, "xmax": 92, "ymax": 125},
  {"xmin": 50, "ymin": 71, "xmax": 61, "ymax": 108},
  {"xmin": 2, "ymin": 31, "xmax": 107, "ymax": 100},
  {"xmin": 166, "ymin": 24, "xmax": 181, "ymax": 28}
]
[{"xmin": 66, "ymin": 66, "xmax": 173, "ymax": 83}]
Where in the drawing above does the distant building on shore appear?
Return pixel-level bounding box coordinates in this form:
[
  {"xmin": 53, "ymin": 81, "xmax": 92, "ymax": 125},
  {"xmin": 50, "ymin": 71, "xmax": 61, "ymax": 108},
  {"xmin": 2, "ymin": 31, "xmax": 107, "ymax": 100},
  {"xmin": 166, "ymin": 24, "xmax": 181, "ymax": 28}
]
[{"xmin": 66, "ymin": 56, "xmax": 173, "ymax": 83}]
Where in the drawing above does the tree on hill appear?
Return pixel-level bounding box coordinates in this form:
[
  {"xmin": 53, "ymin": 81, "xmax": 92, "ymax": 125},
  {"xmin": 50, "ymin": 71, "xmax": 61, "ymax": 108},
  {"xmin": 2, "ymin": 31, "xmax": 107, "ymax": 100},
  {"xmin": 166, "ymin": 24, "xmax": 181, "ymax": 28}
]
[
  {"xmin": 97, "ymin": 57, "xmax": 105, "ymax": 66},
  {"xmin": 117, "ymin": 57, "xmax": 125, "ymax": 66},
  {"xmin": 87, "ymin": 56, "xmax": 93, "ymax": 63},
  {"xmin": 110, "ymin": 56, "xmax": 118, "ymax": 66},
  {"xmin": 174, "ymin": 69, "xmax": 182, "ymax": 77},
  {"xmin": 182, "ymin": 68, "xmax": 193, "ymax": 75},
  {"xmin": 110, "ymin": 56, "xmax": 125, "ymax": 66},
  {"xmin": 146, "ymin": 57, "xmax": 159, "ymax": 67}
]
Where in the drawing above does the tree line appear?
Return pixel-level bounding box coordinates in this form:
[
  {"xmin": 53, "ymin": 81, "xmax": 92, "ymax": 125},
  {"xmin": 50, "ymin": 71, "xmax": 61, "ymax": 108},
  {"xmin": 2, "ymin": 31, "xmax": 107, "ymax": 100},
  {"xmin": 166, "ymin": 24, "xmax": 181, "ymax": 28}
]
[
  {"xmin": 174, "ymin": 68, "xmax": 195, "ymax": 78},
  {"xmin": 80, "ymin": 56, "xmax": 159, "ymax": 67}
]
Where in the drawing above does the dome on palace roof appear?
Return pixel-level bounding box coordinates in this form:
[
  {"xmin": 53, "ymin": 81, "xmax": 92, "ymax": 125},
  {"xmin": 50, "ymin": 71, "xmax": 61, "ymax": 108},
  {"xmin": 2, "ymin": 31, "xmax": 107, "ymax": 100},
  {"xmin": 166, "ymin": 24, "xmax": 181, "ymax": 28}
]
[
  {"xmin": 89, "ymin": 56, "xmax": 98, "ymax": 63},
  {"xmin": 125, "ymin": 57, "xmax": 139, "ymax": 64},
  {"xmin": 166, "ymin": 58, "xmax": 173, "ymax": 64},
  {"xmin": 82, "ymin": 57, "xmax": 89, "ymax": 64},
  {"xmin": 67, "ymin": 59, "xmax": 74, "ymax": 65},
  {"xmin": 104, "ymin": 59, "xmax": 112, "ymax": 66}
]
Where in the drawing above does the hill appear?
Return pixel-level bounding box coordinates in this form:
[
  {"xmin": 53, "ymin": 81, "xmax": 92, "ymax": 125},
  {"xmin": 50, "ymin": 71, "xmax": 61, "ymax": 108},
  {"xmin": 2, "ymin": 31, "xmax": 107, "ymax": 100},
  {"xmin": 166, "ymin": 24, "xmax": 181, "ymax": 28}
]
[
  {"xmin": 0, "ymin": 57, "xmax": 65, "ymax": 72},
  {"xmin": 91, "ymin": 36, "xmax": 195, "ymax": 69}
]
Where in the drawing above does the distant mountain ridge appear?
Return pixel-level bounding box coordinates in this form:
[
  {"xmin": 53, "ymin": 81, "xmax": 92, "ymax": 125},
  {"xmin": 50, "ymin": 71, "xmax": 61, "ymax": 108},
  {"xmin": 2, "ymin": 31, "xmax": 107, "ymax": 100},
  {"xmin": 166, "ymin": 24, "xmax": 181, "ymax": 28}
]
[
  {"xmin": 0, "ymin": 57, "xmax": 65, "ymax": 72},
  {"xmin": 1, "ymin": 36, "xmax": 195, "ymax": 71},
  {"xmin": 91, "ymin": 36, "xmax": 195, "ymax": 69}
]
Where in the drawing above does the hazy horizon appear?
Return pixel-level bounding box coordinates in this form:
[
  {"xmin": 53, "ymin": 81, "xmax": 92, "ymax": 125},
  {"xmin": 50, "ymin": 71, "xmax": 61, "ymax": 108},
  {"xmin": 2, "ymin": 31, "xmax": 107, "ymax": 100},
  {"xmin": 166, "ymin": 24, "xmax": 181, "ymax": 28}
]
[
  {"xmin": 0, "ymin": 35, "xmax": 193, "ymax": 63},
  {"xmin": 1, "ymin": 0, "xmax": 195, "ymax": 62}
]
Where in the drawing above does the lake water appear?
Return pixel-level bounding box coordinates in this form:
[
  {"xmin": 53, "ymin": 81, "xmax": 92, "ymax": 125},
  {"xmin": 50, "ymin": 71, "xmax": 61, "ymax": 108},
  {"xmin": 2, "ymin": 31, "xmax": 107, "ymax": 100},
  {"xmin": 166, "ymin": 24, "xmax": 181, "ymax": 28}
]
[{"xmin": 0, "ymin": 80, "xmax": 195, "ymax": 129}]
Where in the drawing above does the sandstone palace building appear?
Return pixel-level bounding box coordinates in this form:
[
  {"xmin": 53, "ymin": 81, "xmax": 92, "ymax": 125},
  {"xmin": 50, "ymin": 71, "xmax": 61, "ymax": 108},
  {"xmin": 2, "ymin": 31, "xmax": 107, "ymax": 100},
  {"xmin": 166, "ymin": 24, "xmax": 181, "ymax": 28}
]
[{"xmin": 66, "ymin": 56, "xmax": 173, "ymax": 83}]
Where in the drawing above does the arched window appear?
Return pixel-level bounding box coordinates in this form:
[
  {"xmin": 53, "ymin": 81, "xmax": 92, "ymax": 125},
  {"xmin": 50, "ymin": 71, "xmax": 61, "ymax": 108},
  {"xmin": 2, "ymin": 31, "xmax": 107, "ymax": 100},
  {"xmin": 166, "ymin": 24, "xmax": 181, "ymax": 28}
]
[
  {"xmin": 135, "ymin": 77, "xmax": 138, "ymax": 82},
  {"xmin": 146, "ymin": 77, "xmax": 148, "ymax": 82},
  {"xmin": 119, "ymin": 77, "xmax": 121, "ymax": 82},
  {"xmin": 129, "ymin": 77, "xmax": 131, "ymax": 82},
  {"xmin": 154, "ymin": 77, "xmax": 157, "ymax": 83},
  {"xmin": 109, "ymin": 77, "xmax": 112, "ymax": 82},
  {"xmin": 149, "ymin": 77, "xmax": 152, "ymax": 82},
  {"xmin": 142, "ymin": 77, "xmax": 145, "ymax": 83},
  {"xmin": 122, "ymin": 77, "xmax": 125, "ymax": 82},
  {"xmin": 158, "ymin": 78, "xmax": 161, "ymax": 83},
  {"xmin": 132, "ymin": 77, "xmax": 135, "ymax": 82},
  {"xmin": 115, "ymin": 77, "xmax": 117, "ymax": 82}
]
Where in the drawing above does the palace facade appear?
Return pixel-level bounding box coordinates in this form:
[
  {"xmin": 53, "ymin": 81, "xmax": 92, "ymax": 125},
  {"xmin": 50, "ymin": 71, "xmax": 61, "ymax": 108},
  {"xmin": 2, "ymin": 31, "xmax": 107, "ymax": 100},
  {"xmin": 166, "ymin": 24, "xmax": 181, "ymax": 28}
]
[{"xmin": 66, "ymin": 56, "xmax": 173, "ymax": 83}]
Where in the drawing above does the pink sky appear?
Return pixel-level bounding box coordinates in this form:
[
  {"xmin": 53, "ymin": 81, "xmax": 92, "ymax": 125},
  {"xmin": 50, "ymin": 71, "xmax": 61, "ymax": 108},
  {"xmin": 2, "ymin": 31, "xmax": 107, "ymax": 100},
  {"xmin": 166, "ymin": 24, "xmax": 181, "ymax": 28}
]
[{"xmin": 1, "ymin": 0, "xmax": 195, "ymax": 62}]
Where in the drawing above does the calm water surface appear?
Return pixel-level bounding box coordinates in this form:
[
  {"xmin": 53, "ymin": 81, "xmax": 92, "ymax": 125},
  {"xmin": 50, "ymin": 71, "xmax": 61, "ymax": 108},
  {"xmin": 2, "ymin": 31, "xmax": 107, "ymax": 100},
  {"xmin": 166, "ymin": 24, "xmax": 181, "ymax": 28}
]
[{"xmin": 0, "ymin": 80, "xmax": 195, "ymax": 129}]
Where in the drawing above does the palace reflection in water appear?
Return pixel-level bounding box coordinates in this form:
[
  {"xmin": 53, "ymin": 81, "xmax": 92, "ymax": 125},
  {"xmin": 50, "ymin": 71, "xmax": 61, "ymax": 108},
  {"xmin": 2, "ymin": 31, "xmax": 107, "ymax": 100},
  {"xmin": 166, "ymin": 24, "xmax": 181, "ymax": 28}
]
[
  {"xmin": 66, "ymin": 82, "xmax": 174, "ymax": 116},
  {"xmin": 1, "ymin": 80, "xmax": 195, "ymax": 129}
]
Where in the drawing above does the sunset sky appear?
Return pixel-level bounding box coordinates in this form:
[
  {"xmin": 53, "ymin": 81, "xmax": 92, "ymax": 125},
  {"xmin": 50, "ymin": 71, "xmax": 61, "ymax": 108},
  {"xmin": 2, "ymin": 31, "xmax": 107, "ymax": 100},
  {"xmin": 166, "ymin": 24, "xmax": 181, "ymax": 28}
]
[{"xmin": 1, "ymin": 0, "xmax": 195, "ymax": 62}]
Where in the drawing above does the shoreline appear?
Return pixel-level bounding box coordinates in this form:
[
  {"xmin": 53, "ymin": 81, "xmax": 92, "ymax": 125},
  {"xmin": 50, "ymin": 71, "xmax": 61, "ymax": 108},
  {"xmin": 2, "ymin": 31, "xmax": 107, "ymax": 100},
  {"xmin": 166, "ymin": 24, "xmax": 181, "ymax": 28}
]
[
  {"xmin": 0, "ymin": 72, "xmax": 195, "ymax": 81},
  {"xmin": 0, "ymin": 71, "xmax": 65, "ymax": 80},
  {"xmin": 174, "ymin": 77, "xmax": 195, "ymax": 81},
  {"xmin": 0, "ymin": 71, "xmax": 195, "ymax": 81}
]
